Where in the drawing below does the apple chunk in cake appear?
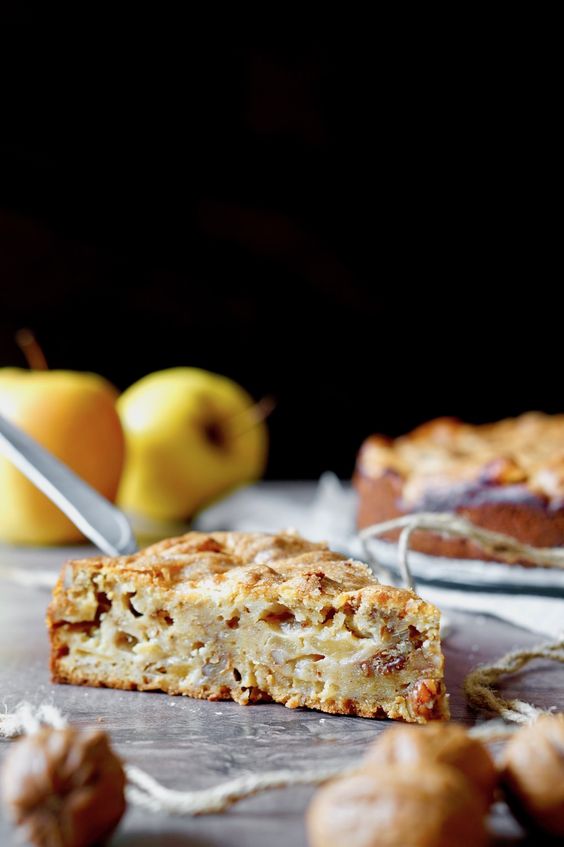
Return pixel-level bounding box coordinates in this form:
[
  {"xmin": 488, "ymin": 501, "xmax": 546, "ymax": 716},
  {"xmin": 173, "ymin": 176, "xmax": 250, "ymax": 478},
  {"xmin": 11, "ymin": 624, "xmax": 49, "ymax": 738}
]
[{"xmin": 48, "ymin": 532, "xmax": 449, "ymax": 722}]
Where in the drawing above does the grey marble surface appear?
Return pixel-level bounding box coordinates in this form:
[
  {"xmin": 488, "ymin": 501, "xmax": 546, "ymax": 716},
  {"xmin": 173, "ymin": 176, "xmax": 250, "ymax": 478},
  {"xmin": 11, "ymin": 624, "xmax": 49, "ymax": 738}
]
[{"xmin": 1, "ymin": 488, "xmax": 562, "ymax": 846}]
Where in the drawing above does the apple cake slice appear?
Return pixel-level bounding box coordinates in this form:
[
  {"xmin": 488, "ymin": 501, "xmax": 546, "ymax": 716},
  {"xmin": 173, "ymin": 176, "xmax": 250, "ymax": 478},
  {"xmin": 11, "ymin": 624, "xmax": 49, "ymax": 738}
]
[{"xmin": 47, "ymin": 532, "xmax": 449, "ymax": 722}]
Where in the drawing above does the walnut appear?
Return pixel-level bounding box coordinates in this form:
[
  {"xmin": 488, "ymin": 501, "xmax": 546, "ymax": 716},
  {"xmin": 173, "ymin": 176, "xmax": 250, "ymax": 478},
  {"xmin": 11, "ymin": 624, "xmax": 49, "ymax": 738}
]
[
  {"xmin": 307, "ymin": 763, "xmax": 488, "ymax": 847},
  {"xmin": 362, "ymin": 723, "xmax": 497, "ymax": 806},
  {"xmin": 501, "ymin": 714, "xmax": 564, "ymax": 836},
  {"xmin": 1, "ymin": 726, "xmax": 126, "ymax": 847}
]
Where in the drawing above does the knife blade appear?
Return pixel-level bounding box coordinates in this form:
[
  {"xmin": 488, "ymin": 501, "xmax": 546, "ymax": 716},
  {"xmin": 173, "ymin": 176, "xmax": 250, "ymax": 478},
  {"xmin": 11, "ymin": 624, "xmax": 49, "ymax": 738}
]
[{"xmin": 0, "ymin": 414, "xmax": 138, "ymax": 556}]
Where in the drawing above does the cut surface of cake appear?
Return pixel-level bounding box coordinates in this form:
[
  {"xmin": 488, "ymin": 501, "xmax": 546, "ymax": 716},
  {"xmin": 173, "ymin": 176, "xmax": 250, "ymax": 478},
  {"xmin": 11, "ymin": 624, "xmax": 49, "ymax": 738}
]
[{"xmin": 48, "ymin": 531, "xmax": 448, "ymax": 722}]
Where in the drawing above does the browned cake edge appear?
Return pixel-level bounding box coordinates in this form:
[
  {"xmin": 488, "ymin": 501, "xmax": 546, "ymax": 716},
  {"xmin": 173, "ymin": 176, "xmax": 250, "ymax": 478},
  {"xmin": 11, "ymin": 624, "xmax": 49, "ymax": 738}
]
[
  {"xmin": 354, "ymin": 467, "xmax": 564, "ymax": 564},
  {"xmin": 48, "ymin": 657, "xmax": 400, "ymax": 719}
]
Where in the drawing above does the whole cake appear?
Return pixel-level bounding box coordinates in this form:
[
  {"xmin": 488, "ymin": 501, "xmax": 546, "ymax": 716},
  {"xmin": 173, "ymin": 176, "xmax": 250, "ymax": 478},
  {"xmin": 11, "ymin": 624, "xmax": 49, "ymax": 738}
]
[
  {"xmin": 355, "ymin": 413, "xmax": 564, "ymax": 563},
  {"xmin": 48, "ymin": 531, "xmax": 448, "ymax": 722}
]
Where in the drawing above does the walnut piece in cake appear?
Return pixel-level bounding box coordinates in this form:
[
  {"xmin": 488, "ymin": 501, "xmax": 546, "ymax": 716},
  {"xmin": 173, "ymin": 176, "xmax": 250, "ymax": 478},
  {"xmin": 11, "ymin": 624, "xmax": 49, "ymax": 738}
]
[
  {"xmin": 47, "ymin": 532, "xmax": 448, "ymax": 723},
  {"xmin": 355, "ymin": 412, "xmax": 564, "ymax": 562}
]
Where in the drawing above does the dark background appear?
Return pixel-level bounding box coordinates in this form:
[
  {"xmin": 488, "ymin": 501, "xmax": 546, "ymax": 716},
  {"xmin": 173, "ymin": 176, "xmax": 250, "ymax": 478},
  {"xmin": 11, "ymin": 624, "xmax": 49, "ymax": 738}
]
[{"xmin": 1, "ymin": 41, "xmax": 559, "ymax": 478}]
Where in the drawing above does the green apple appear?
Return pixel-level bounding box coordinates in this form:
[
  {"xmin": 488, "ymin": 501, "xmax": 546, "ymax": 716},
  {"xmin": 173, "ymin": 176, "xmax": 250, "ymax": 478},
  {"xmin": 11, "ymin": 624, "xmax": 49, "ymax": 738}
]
[{"xmin": 117, "ymin": 368, "xmax": 268, "ymax": 521}]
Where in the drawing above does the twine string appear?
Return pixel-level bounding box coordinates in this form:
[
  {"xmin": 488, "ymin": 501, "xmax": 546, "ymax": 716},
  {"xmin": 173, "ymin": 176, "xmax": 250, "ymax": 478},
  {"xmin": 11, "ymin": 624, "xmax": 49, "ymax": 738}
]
[
  {"xmin": 464, "ymin": 638, "xmax": 564, "ymax": 725},
  {"xmin": 125, "ymin": 763, "xmax": 349, "ymax": 815},
  {"xmin": 0, "ymin": 702, "xmax": 68, "ymax": 738},
  {"xmin": 396, "ymin": 524, "xmax": 416, "ymax": 590},
  {"xmin": 359, "ymin": 513, "xmax": 564, "ymax": 584}
]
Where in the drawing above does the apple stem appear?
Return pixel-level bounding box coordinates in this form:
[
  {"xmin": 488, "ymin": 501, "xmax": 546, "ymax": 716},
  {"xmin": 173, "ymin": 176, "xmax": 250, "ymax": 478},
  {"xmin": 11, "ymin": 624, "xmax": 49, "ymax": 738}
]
[
  {"xmin": 15, "ymin": 329, "xmax": 49, "ymax": 370},
  {"xmin": 230, "ymin": 395, "xmax": 277, "ymax": 438}
]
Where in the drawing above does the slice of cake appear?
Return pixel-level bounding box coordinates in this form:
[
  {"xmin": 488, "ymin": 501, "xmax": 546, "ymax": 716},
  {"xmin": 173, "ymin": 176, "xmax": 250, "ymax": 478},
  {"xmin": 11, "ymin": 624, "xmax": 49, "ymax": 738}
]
[{"xmin": 47, "ymin": 532, "xmax": 449, "ymax": 722}]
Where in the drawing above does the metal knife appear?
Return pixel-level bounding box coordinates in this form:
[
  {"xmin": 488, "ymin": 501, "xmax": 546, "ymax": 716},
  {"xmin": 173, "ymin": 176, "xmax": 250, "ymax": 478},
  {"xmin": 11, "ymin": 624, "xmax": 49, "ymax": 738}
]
[{"xmin": 0, "ymin": 414, "xmax": 138, "ymax": 556}]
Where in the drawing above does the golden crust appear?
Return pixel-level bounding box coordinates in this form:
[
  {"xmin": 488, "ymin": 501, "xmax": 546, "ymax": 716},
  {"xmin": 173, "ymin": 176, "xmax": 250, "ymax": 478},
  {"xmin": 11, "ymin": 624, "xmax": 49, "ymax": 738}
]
[
  {"xmin": 54, "ymin": 531, "xmax": 377, "ymax": 591},
  {"xmin": 357, "ymin": 413, "xmax": 564, "ymax": 502},
  {"xmin": 48, "ymin": 531, "xmax": 448, "ymax": 722}
]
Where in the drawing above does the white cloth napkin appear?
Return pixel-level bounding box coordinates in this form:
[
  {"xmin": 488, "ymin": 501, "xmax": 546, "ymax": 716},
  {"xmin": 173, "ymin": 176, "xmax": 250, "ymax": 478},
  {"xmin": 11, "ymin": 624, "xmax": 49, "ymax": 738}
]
[{"xmin": 196, "ymin": 474, "xmax": 564, "ymax": 640}]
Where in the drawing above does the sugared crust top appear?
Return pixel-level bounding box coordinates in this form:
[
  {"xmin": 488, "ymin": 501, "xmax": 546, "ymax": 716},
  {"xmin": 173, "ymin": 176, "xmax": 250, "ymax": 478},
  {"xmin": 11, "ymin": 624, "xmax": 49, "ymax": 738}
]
[
  {"xmin": 356, "ymin": 412, "xmax": 564, "ymax": 505},
  {"xmin": 50, "ymin": 531, "xmax": 426, "ymax": 613}
]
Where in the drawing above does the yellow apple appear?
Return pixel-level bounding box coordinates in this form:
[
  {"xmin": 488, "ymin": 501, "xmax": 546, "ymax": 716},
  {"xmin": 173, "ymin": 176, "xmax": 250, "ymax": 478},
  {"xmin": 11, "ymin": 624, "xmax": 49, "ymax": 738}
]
[
  {"xmin": 0, "ymin": 369, "xmax": 125, "ymax": 545},
  {"xmin": 117, "ymin": 368, "xmax": 268, "ymax": 521}
]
